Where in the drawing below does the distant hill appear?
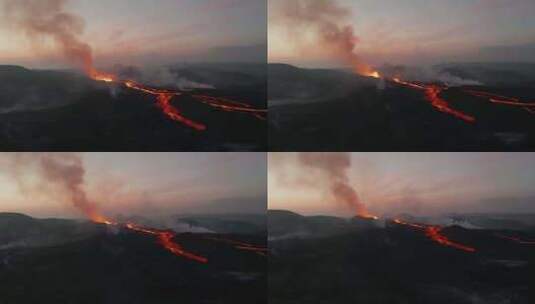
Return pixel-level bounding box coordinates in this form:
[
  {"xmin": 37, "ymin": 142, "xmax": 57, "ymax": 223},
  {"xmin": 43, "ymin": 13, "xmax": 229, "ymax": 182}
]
[
  {"xmin": 0, "ymin": 65, "xmax": 30, "ymax": 73},
  {"xmin": 0, "ymin": 66, "xmax": 94, "ymax": 113},
  {"xmin": 268, "ymin": 63, "xmax": 376, "ymax": 105},
  {"xmin": 435, "ymin": 62, "xmax": 535, "ymax": 86},
  {"xmin": 268, "ymin": 210, "xmax": 377, "ymax": 240},
  {"xmin": 0, "ymin": 213, "xmax": 101, "ymax": 249}
]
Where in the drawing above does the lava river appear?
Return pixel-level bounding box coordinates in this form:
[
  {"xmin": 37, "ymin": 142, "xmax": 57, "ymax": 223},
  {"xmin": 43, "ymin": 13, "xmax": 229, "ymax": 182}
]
[
  {"xmin": 495, "ymin": 233, "xmax": 535, "ymax": 245},
  {"xmin": 393, "ymin": 219, "xmax": 476, "ymax": 253},
  {"xmin": 92, "ymin": 214, "xmax": 268, "ymax": 263},
  {"xmin": 92, "ymin": 71, "xmax": 267, "ymax": 131},
  {"xmin": 94, "ymin": 217, "xmax": 208, "ymax": 263},
  {"xmin": 371, "ymin": 72, "xmax": 535, "ymax": 122},
  {"xmin": 205, "ymin": 236, "xmax": 268, "ymax": 256},
  {"xmin": 391, "ymin": 78, "xmax": 476, "ymax": 123}
]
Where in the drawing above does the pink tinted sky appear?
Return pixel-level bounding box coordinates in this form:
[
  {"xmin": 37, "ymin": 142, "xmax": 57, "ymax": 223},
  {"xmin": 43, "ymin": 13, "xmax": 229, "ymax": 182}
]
[
  {"xmin": 269, "ymin": 153, "xmax": 535, "ymax": 216},
  {"xmin": 0, "ymin": 0, "xmax": 266, "ymax": 68},
  {"xmin": 0, "ymin": 152, "xmax": 266, "ymax": 218},
  {"xmin": 269, "ymin": 0, "xmax": 535, "ymax": 67}
]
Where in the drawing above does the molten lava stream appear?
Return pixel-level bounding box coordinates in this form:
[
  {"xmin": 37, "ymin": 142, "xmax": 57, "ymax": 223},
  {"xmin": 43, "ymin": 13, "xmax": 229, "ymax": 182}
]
[
  {"xmin": 95, "ymin": 218, "xmax": 208, "ymax": 263},
  {"xmin": 158, "ymin": 231, "xmax": 208, "ymax": 263},
  {"xmin": 156, "ymin": 93, "xmax": 206, "ymax": 131},
  {"xmin": 463, "ymin": 89, "xmax": 535, "ymax": 115},
  {"xmin": 393, "ymin": 219, "xmax": 476, "ymax": 253},
  {"xmin": 425, "ymin": 226, "xmax": 476, "ymax": 252},
  {"xmin": 424, "ymin": 85, "xmax": 476, "ymax": 123},
  {"xmin": 123, "ymin": 80, "xmax": 207, "ymax": 131},
  {"xmin": 205, "ymin": 237, "xmax": 268, "ymax": 256},
  {"xmin": 91, "ymin": 71, "xmax": 268, "ymax": 128},
  {"xmin": 495, "ymin": 233, "xmax": 535, "ymax": 245},
  {"xmin": 192, "ymin": 94, "xmax": 268, "ymax": 120},
  {"xmin": 391, "ymin": 78, "xmax": 475, "ymax": 123},
  {"xmin": 126, "ymin": 223, "xmax": 208, "ymax": 263}
]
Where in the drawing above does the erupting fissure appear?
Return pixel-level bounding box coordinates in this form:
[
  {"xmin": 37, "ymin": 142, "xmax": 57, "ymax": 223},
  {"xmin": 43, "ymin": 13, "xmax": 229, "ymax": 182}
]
[{"xmin": 392, "ymin": 219, "xmax": 476, "ymax": 253}]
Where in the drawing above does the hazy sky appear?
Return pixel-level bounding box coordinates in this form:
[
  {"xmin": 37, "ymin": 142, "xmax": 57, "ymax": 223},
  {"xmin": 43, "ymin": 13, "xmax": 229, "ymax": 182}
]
[
  {"xmin": 0, "ymin": 0, "xmax": 266, "ymax": 68},
  {"xmin": 0, "ymin": 152, "xmax": 266, "ymax": 218},
  {"xmin": 269, "ymin": 153, "xmax": 535, "ymax": 216},
  {"xmin": 269, "ymin": 0, "xmax": 535, "ymax": 67}
]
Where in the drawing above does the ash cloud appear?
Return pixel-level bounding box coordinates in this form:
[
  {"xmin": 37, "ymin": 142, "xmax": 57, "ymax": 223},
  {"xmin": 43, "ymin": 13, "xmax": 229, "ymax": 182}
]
[
  {"xmin": 298, "ymin": 153, "xmax": 369, "ymax": 217},
  {"xmin": 272, "ymin": 0, "xmax": 374, "ymax": 75},
  {"xmin": 5, "ymin": 153, "xmax": 103, "ymax": 221},
  {"xmin": 1, "ymin": 0, "xmax": 95, "ymax": 75}
]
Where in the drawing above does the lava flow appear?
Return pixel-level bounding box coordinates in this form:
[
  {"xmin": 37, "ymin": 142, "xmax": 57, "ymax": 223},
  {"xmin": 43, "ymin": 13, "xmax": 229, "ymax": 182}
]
[
  {"xmin": 463, "ymin": 89, "xmax": 535, "ymax": 115},
  {"xmin": 94, "ymin": 217, "xmax": 208, "ymax": 263},
  {"xmin": 391, "ymin": 77, "xmax": 476, "ymax": 123},
  {"xmin": 91, "ymin": 71, "xmax": 266, "ymax": 131},
  {"xmin": 124, "ymin": 80, "xmax": 207, "ymax": 131},
  {"xmin": 425, "ymin": 226, "xmax": 476, "ymax": 252},
  {"xmin": 495, "ymin": 233, "xmax": 535, "ymax": 245},
  {"xmin": 205, "ymin": 237, "xmax": 268, "ymax": 256},
  {"xmin": 368, "ymin": 71, "xmax": 534, "ymax": 122},
  {"xmin": 393, "ymin": 218, "xmax": 476, "ymax": 253}
]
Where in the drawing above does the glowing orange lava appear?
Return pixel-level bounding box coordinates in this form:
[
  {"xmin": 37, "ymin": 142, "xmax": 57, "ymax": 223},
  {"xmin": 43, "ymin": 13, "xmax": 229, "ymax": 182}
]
[
  {"xmin": 464, "ymin": 89, "xmax": 535, "ymax": 115},
  {"xmin": 156, "ymin": 93, "xmax": 207, "ymax": 131},
  {"xmin": 89, "ymin": 70, "xmax": 266, "ymax": 130},
  {"xmin": 424, "ymin": 85, "xmax": 476, "ymax": 123},
  {"xmin": 390, "ymin": 78, "xmax": 476, "ymax": 123},
  {"xmin": 97, "ymin": 217, "xmax": 208, "ymax": 263},
  {"xmin": 364, "ymin": 71, "xmax": 381, "ymax": 78},
  {"xmin": 358, "ymin": 214, "xmax": 379, "ymax": 220},
  {"xmin": 124, "ymin": 80, "xmax": 206, "ymax": 131},
  {"xmin": 393, "ymin": 219, "xmax": 476, "ymax": 253},
  {"xmin": 383, "ymin": 75, "xmax": 535, "ymax": 121},
  {"xmin": 425, "ymin": 226, "xmax": 476, "ymax": 252},
  {"xmin": 157, "ymin": 231, "xmax": 208, "ymax": 263},
  {"xmin": 89, "ymin": 69, "xmax": 116, "ymax": 83}
]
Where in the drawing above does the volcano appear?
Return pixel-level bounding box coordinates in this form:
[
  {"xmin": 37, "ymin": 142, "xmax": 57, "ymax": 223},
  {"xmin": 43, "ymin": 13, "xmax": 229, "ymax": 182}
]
[
  {"xmin": 0, "ymin": 213, "xmax": 267, "ymax": 304},
  {"xmin": 269, "ymin": 210, "xmax": 534, "ymax": 304},
  {"xmin": 0, "ymin": 63, "xmax": 267, "ymax": 151},
  {"xmin": 268, "ymin": 63, "xmax": 535, "ymax": 151}
]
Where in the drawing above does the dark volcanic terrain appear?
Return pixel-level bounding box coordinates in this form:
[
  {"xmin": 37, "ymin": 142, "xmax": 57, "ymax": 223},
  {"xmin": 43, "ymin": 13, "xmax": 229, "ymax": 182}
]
[
  {"xmin": 269, "ymin": 210, "xmax": 535, "ymax": 304},
  {"xmin": 269, "ymin": 63, "xmax": 535, "ymax": 151},
  {"xmin": 0, "ymin": 64, "xmax": 266, "ymax": 151},
  {"xmin": 0, "ymin": 213, "xmax": 266, "ymax": 304}
]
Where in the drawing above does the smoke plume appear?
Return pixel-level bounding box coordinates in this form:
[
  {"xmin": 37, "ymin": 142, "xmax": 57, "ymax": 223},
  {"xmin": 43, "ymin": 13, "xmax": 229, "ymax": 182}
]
[
  {"xmin": 298, "ymin": 152, "xmax": 369, "ymax": 217},
  {"xmin": 5, "ymin": 153, "xmax": 104, "ymax": 221},
  {"xmin": 274, "ymin": 0, "xmax": 374, "ymax": 75},
  {"xmin": 1, "ymin": 0, "xmax": 95, "ymax": 75}
]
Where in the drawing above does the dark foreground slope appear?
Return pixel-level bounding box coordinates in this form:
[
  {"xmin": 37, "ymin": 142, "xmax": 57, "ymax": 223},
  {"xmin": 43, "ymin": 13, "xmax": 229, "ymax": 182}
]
[
  {"xmin": 0, "ymin": 214, "xmax": 266, "ymax": 304},
  {"xmin": 269, "ymin": 211, "xmax": 534, "ymax": 304},
  {"xmin": 0, "ymin": 64, "xmax": 266, "ymax": 151}
]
